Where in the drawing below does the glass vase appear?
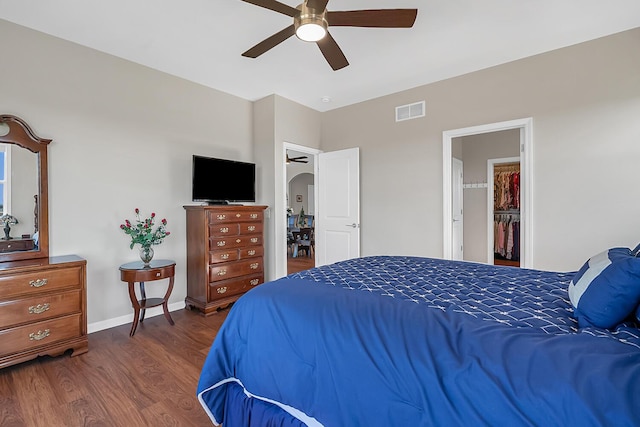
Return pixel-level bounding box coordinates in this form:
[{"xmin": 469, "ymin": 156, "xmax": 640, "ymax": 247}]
[{"xmin": 139, "ymin": 246, "xmax": 154, "ymax": 266}]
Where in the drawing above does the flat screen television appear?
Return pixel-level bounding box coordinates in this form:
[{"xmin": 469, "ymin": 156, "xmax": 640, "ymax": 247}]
[{"xmin": 192, "ymin": 155, "xmax": 256, "ymax": 204}]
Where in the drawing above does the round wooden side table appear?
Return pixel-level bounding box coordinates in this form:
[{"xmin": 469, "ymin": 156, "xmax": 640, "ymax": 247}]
[{"xmin": 119, "ymin": 259, "xmax": 176, "ymax": 337}]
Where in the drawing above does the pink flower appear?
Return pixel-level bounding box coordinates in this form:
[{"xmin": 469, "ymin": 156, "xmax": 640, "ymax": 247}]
[
  {"xmin": 120, "ymin": 224, "xmax": 125, "ymax": 229},
  {"xmin": 162, "ymin": 218, "xmax": 167, "ymax": 225},
  {"xmin": 165, "ymin": 231, "xmax": 171, "ymax": 235},
  {"xmin": 135, "ymin": 208, "xmax": 139, "ymax": 214},
  {"xmin": 151, "ymin": 212, "xmax": 156, "ymax": 218}
]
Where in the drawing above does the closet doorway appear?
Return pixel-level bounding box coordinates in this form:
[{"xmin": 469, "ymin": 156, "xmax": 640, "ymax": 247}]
[
  {"xmin": 489, "ymin": 158, "xmax": 521, "ymax": 267},
  {"xmin": 442, "ymin": 118, "xmax": 533, "ymax": 268}
]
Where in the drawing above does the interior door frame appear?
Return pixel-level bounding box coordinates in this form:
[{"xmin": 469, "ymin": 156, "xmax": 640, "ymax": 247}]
[
  {"xmin": 442, "ymin": 118, "xmax": 533, "ymax": 268},
  {"xmin": 451, "ymin": 157, "xmax": 464, "ymax": 260},
  {"xmin": 279, "ymin": 142, "xmax": 321, "ymax": 278}
]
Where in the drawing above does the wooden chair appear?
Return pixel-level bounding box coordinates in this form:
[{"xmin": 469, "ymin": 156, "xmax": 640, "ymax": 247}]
[{"xmin": 293, "ymin": 228, "xmax": 313, "ymax": 258}]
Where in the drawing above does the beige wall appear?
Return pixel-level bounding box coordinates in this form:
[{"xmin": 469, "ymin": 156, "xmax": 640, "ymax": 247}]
[
  {"xmin": 254, "ymin": 95, "xmax": 321, "ymax": 279},
  {"xmin": 456, "ymin": 130, "xmax": 520, "ymax": 263},
  {"xmin": 9, "ymin": 145, "xmax": 39, "ymax": 238},
  {"xmin": 0, "ymin": 20, "xmax": 254, "ymax": 328},
  {"xmin": 321, "ymin": 28, "xmax": 640, "ymax": 272},
  {"xmin": 289, "ymin": 173, "xmax": 314, "ymax": 216}
]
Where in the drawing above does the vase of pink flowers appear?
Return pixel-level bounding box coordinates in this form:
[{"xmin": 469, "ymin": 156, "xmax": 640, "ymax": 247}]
[{"xmin": 120, "ymin": 208, "xmax": 170, "ymax": 266}]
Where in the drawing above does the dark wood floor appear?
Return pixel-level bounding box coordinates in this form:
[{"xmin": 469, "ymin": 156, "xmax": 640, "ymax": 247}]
[
  {"xmin": 287, "ymin": 253, "xmax": 315, "ymax": 274},
  {"xmin": 0, "ymin": 308, "xmax": 229, "ymax": 427}
]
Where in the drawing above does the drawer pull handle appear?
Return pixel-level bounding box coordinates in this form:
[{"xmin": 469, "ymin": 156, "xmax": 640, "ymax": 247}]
[
  {"xmin": 220, "ymin": 227, "xmax": 229, "ymax": 233},
  {"xmin": 250, "ymin": 214, "xmax": 258, "ymax": 219},
  {"xmin": 250, "ymin": 238, "xmax": 258, "ymax": 243},
  {"xmin": 217, "ymin": 269, "xmax": 227, "ymax": 276},
  {"xmin": 250, "ymin": 263, "xmax": 259, "ymax": 270},
  {"xmin": 236, "ymin": 239, "xmax": 241, "ymax": 243},
  {"xmin": 217, "ymin": 287, "xmax": 227, "ymax": 294},
  {"xmin": 236, "ymin": 213, "xmax": 241, "ymax": 218},
  {"xmin": 247, "ymin": 226, "xmax": 256, "ymax": 232},
  {"xmin": 221, "ymin": 253, "xmax": 230, "ymax": 260},
  {"xmin": 28, "ymin": 303, "xmax": 51, "ymax": 314},
  {"xmin": 250, "ymin": 279, "xmax": 259, "ymax": 286},
  {"xmin": 216, "ymin": 214, "xmax": 226, "ymax": 220},
  {"xmin": 29, "ymin": 329, "xmax": 50, "ymax": 341},
  {"xmin": 156, "ymin": 272, "xmax": 161, "ymax": 277},
  {"xmin": 29, "ymin": 278, "xmax": 48, "ymax": 288},
  {"xmin": 217, "ymin": 241, "xmax": 226, "ymax": 247},
  {"xmin": 247, "ymin": 250, "xmax": 256, "ymax": 256}
]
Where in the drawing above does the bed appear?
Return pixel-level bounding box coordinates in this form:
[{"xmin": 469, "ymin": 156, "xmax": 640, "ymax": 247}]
[{"xmin": 197, "ymin": 255, "xmax": 640, "ymax": 426}]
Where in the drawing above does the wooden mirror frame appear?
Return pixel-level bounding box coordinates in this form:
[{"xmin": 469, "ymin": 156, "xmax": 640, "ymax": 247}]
[{"xmin": 0, "ymin": 115, "xmax": 50, "ymax": 262}]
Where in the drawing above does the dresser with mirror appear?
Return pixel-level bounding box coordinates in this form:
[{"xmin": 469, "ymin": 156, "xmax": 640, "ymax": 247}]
[{"xmin": 0, "ymin": 115, "xmax": 87, "ymax": 369}]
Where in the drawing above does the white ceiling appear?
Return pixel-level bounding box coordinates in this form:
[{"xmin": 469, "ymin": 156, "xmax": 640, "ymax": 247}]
[{"xmin": 1, "ymin": 0, "xmax": 639, "ymax": 112}]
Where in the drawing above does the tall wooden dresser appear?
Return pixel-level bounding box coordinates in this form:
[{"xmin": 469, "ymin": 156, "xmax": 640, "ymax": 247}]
[
  {"xmin": 184, "ymin": 205, "xmax": 267, "ymax": 315},
  {"xmin": 0, "ymin": 255, "xmax": 88, "ymax": 369}
]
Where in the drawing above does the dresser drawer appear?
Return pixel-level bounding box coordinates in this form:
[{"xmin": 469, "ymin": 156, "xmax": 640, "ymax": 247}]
[
  {"xmin": 239, "ymin": 222, "xmax": 263, "ymax": 235},
  {"xmin": 0, "ymin": 267, "xmax": 83, "ymax": 299},
  {"xmin": 209, "ymin": 273, "xmax": 264, "ymax": 299},
  {"xmin": 209, "ymin": 259, "xmax": 263, "ymax": 282},
  {"xmin": 239, "ymin": 246, "xmax": 263, "ymax": 259},
  {"xmin": 0, "ymin": 313, "xmax": 83, "ymax": 357},
  {"xmin": 0, "ymin": 290, "xmax": 81, "ymax": 329},
  {"xmin": 209, "ymin": 223, "xmax": 240, "ymax": 237},
  {"xmin": 209, "ymin": 246, "xmax": 262, "ymax": 264},
  {"xmin": 208, "ymin": 210, "xmax": 264, "ymax": 224},
  {"xmin": 0, "ymin": 239, "xmax": 35, "ymax": 253},
  {"xmin": 210, "ymin": 235, "xmax": 262, "ymax": 250},
  {"xmin": 209, "ymin": 250, "xmax": 240, "ymax": 264}
]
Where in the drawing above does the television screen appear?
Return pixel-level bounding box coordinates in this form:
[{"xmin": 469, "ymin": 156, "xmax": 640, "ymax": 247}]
[{"xmin": 192, "ymin": 155, "xmax": 256, "ymax": 203}]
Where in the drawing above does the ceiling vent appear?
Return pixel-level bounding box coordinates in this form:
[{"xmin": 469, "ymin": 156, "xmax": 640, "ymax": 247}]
[{"xmin": 395, "ymin": 101, "xmax": 425, "ymax": 122}]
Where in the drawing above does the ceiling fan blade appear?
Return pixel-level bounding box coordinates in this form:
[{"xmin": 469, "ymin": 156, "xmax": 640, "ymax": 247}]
[
  {"xmin": 328, "ymin": 9, "xmax": 418, "ymax": 28},
  {"xmin": 241, "ymin": 0, "xmax": 298, "ymax": 17},
  {"xmin": 317, "ymin": 32, "xmax": 349, "ymax": 71},
  {"xmin": 242, "ymin": 25, "xmax": 296, "ymax": 58},
  {"xmin": 306, "ymin": 0, "xmax": 329, "ymax": 11}
]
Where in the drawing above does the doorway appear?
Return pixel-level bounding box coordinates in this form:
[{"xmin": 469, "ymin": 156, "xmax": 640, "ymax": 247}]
[
  {"xmin": 443, "ymin": 118, "xmax": 533, "ymax": 268},
  {"xmin": 488, "ymin": 157, "xmax": 521, "ymax": 267},
  {"xmin": 285, "ymin": 145, "xmax": 318, "ymax": 274}
]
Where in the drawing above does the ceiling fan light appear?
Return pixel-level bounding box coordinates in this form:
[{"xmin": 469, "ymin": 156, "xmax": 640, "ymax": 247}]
[{"xmin": 296, "ymin": 23, "xmax": 326, "ymax": 42}]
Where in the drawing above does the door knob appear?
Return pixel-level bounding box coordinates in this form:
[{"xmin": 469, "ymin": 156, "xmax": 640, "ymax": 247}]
[{"xmin": 346, "ymin": 223, "xmax": 358, "ymax": 228}]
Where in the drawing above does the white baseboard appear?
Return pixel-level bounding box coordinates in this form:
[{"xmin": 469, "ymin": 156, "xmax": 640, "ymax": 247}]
[{"xmin": 88, "ymin": 301, "xmax": 186, "ymax": 334}]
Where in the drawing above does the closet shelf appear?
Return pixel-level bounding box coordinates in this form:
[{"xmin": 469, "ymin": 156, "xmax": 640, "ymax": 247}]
[{"xmin": 462, "ymin": 182, "xmax": 488, "ymax": 189}]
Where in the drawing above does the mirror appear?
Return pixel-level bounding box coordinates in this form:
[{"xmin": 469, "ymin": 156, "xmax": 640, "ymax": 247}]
[{"xmin": 0, "ymin": 115, "xmax": 50, "ymax": 262}]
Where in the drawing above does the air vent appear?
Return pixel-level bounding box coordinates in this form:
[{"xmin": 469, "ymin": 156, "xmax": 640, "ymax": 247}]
[{"xmin": 395, "ymin": 101, "xmax": 425, "ymax": 122}]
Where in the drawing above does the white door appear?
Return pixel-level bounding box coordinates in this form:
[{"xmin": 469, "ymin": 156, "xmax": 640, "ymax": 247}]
[
  {"xmin": 316, "ymin": 148, "xmax": 360, "ymax": 266},
  {"xmin": 452, "ymin": 158, "xmax": 464, "ymax": 260}
]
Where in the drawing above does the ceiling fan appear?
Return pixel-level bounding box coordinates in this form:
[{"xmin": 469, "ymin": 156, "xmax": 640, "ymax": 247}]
[
  {"xmin": 286, "ymin": 154, "xmax": 309, "ymax": 163},
  {"xmin": 241, "ymin": 0, "xmax": 418, "ymax": 70}
]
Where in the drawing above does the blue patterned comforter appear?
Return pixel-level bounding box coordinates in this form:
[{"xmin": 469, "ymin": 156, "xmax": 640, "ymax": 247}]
[{"xmin": 198, "ymin": 256, "xmax": 640, "ymax": 426}]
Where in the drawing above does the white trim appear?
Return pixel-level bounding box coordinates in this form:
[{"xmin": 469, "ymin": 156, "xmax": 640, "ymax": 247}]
[
  {"xmin": 87, "ymin": 301, "xmax": 184, "ymax": 333},
  {"xmin": 443, "ymin": 118, "xmax": 533, "ymax": 268},
  {"xmin": 279, "ymin": 143, "xmax": 321, "ymax": 279},
  {"xmin": 487, "ymin": 156, "xmax": 520, "ymax": 265},
  {"xmin": 197, "ymin": 377, "xmax": 324, "ymax": 427}
]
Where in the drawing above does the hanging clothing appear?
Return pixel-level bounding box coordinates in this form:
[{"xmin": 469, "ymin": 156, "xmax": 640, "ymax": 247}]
[
  {"xmin": 494, "ymin": 167, "xmax": 520, "ymax": 211},
  {"xmin": 493, "ymin": 163, "xmax": 521, "ymax": 263},
  {"xmin": 493, "ymin": 213, "xmax": 520, "ymax": 261}
]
